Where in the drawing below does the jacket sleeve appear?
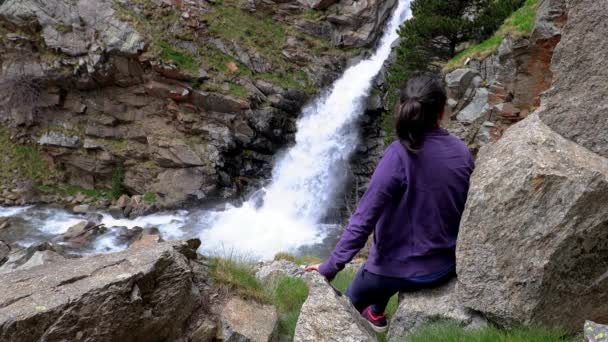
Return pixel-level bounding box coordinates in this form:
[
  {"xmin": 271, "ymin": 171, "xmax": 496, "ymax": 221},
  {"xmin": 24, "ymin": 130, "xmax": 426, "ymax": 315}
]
[{"xmin": 318, "ymin": 144, "xmax": 405, "ymax": 279}]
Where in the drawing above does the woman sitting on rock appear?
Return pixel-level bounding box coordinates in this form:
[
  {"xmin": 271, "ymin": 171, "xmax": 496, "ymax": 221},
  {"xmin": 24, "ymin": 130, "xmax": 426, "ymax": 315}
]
[{"xmin": 306, "ymin": 73, "xmax": 475, "ymax": 333}]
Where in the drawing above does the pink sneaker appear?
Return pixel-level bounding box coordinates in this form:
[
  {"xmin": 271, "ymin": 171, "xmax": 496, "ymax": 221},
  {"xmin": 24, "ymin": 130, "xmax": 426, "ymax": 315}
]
[{"xmin": 361, "ymin": 306, "xmax": 388, "ymax": 333}]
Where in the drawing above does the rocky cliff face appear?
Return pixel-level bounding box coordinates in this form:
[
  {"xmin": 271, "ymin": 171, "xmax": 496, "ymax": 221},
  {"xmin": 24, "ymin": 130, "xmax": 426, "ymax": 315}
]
[
  {"xmin": 0, "ymin": 0, "xmax": 397, "ymax": 210},
  {"xmin": 455, "ymin": 0, "xmax": 608, "ymax": 332},
  {"xmin": 445, "ymin": 0, "xmax": 567, "ymax": 154}
]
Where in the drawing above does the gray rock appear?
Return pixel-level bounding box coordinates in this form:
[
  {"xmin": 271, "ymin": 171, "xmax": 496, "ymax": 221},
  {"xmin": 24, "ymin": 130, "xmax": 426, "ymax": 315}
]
[
  {"xmin": 539, "ymin": 0, "xmax": 608, "ymax": 157},
  {"xmin": 150, "ymin": 167, "xmax": 217, "ymax": 208},
  {"xmin": 294, "ymin": 272, "xmax": 377, "ymax": 342},
  {"xmin": 445, "ymin": 68, "xmax": 481, "ymax": 100},
  {"xmin": 585, "ymin": 321, "xmax": 608, "ymax": 342},
  {"xmin": 38, "ymin": 131, "xmax": 81, "ymax": 148},
  {"xmin": 0, "ymin": 241, "xmax": 200, "ymax": 341},
  {"xmin": 61, "ymin": 220, "xmax": 106, "ymax": 249},
  {"xmin": 72, "ymin": 204, "xmax": 91, "ymax": 214},
  {"xmin": 0, "ymin": 241, "xmax": 10, "ymax": 264},
  {"xmin": 220, "ymin": 297, "xmax": 279, "ymax": 342},
  {"xmin": 191, "ymin": 319, "xmax": 218, "ymax": 342},
  {"xmin": 0, "ymin": 242, "xmax": 64, "ymax": 274},
  {"xmin": 255, "ymin": 259, "xmax": 304, "ymax": 283},
  {"xmin": 328, "ymin": 0, "xmax": 398, "ymax": 48},
  {"xmin": 298, "ymin": 0, "xmax": 337, "ymax": 10},
  {"xmin": 456, "ymin": 115, "xmax": 608, "ymax": 333},
  {"xmin": 456, "ymin": 88, "xmax": 490, "ymax": 124},
  {"xmin": 387, "ymin": 279, "xmax": 487, "ymax": 341}
]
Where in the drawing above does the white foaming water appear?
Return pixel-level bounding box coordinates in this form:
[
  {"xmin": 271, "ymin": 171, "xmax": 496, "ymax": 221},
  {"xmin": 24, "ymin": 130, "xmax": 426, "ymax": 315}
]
[{"xmin": 200, "ymin": 1, "xmax": 412, "ymax": 259}]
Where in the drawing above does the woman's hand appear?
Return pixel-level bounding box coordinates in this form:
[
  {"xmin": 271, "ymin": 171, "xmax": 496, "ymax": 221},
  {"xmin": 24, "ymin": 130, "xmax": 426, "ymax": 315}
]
[{"xmin": 304, "ymin": 263, "xmax": 321, "ymax": 272}]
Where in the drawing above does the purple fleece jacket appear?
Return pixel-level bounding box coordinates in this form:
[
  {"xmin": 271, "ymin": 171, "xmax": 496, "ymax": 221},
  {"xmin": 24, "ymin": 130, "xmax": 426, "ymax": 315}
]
[{"xmin": 319, "ymin": 129, "xmax": 475, "ymax": 279}]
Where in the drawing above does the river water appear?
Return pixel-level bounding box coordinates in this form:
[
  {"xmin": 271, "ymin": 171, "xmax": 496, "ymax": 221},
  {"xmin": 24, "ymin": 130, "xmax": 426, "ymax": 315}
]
[{"xmin": 0, "ymin": 1, "xmax": 412, "ymax": 260}]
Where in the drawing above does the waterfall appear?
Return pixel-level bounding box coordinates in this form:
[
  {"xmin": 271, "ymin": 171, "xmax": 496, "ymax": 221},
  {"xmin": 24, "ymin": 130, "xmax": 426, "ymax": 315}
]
[
  {"xmin": 0, "ymin": 1, "xmax": 412, "ymax": 259},
  {"xmin": 199, "ymin": 0, "xmax": 413, "ymax": 259}
]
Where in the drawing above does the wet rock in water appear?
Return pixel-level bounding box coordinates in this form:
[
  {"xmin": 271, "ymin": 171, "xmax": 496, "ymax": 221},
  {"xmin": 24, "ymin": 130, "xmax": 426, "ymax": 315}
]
[
  {"xmin": 294, "ymin": 272, "xmax": 377, "ymax": 342},
  {"xmin": 387, "ymin": 279, "xmax": 487, "ymax": 341},
  {"xmin": 0, "ymin": 241, "xmax": 10, "ymax": 265},
  {"xmin": 220, "ymin": 297, "xmax": 279, "ymax": 342},
  {"xmin": 585, "ymin": 321, "xmax": 608, "ymax": 342},
  {"xmin": 129, "ymin": 233, "xmax": 162, "ymax": 249},
  {"xmin": 0, "ymin": 218, "xmax": 10, "ymax": 230},
  {"xmin": 255, "ymin": 259, "xmax": 304, "ymax": 283},
  {"xmin": 456, "ymin": 115, "xmax": 608, "ymax": 332},
  {"xmin": 328, "ymin": 0, "xmax": 397, "ymax": 48},
  {"xmin": 60, "ymin": 221, "xmax": 107, "ymax": 249},
  {"xmin": 0, "ymin": 241, "xmax": 200, "ymax": 342},
  {"xmin": 72, "ymin": 204, "xmax": 91, "ymax": 214},
  {"xmin": 0, "ymin": 242, "xmax": 65, "ymax": 273}
]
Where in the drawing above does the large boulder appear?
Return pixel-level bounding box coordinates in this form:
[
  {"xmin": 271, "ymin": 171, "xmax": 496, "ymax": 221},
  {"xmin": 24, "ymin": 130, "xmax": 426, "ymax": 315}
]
[
  {"xmin": 456, "ymin": 115, "xmax": 608, "ymax": 332},
  {"xmin": 539, "ymin": 0, "xmax": 607, "ymax": 157},
  {"xmin": 294, "ymin": 272, "xmax": 377, "ymax": 342},
  {"xmin": 0, "ymin": 241, "xmax": 201, "ymax": 341},
  {"xmin": 387, "ymin": 279, "xmax": 486, "ymax": 341}
]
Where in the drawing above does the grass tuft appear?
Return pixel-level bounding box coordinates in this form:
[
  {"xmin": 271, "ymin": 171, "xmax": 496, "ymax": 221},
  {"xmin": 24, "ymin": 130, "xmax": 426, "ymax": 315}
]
[
  {"xmin": 268, "ymin": 276, "xmax": 309, "ymax": 338},
  {"xmin": 273, "ymin": 252, "xmax": 322, "ymax": 266},
  {"xmin": 406, "ymin": 322, "xmax": 578, "ymax": 342},
  {"xmin": 445, "ymin": 0, "xmax": 540, "ymax": 70},
  {"xmin": 209, "ymin": 257, "xmax": 270, "ymax": 303},
  {"xmin": 157, "ymin": 41, "xmax": 198, "ymax": 72}
]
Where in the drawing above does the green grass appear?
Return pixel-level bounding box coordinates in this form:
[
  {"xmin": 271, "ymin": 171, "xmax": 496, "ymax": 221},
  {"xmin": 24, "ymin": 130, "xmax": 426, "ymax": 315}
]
[
  {"xmin": 38, "ymin": 184, "xmax": 113, "ymax": 200},
  {"xmin": 269, "ymin": 276, "xmax": 309, "ymax": 338},
  {"xmin": 445, "ymin": 0, "xmax": 540, "ymax": 70},
  {"xmin": 143, "ymin": 192, "xmax": 156, "ymax": 204},
  {"xmin": 0, "ymin": 127, "xmax": 57, "ymax": 184},
  {"xmin": 209, "ymin": 257, "xmax": 270, "ymax": 303},
  {"xmin": 158, "ymin": 41, "xmax": 198, "ymax": 72},
  {"xmin": 273, "ymin": 252, "xmax": 322, "ymax": 266},
  {"xmin": 405, "ymin": 322, "xmax": 578, "ymax": 342},
  {"xmin": 201, "ymin": 2, "xmax": 287, "ymax": 64}
]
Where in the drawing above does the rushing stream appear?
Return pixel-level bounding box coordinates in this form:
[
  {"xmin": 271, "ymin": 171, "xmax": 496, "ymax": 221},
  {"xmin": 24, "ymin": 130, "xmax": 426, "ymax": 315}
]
[{"xmin": 0, "ymin": 1, "xmax": 412, "ymax": 260}]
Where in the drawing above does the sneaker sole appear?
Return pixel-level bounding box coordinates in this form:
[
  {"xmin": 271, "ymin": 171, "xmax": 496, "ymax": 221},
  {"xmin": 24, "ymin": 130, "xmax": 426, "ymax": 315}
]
[{"xmin": 367, "ymin": 322, "xmax": 388, "ymax": 334}]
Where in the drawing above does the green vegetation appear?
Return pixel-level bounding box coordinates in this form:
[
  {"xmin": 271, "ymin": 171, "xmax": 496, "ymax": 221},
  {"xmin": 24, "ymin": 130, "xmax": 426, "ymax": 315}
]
[
  {"xmin": 446, "ymin": 0, "xmax": 540, "ymax": 70},
  {"xmin": 405, "ymin": 322, "xmax": 577, "ymax": 342},
  {"xmin": 273, "ymin": 252, "xmax": 322, "ymax": 266},
  {"xmin": 110, "ymin": 165, "xmax": 125, "ymax": 200},
  {"xmin": 269, "ymin": 276, "xmax": 309, "ymax": 337},
  {"xmin": 0, "ymin": 127, "xmax": 56, "ymax": 184},
  {"xmin": 209, "ymin": 257, "xmax": 270, "ymax": 303},
  {"xmin": 157, "ymin": 41, "xmax": 198, "ymax": 72},
  {"xmin": 143, "ymin": 192, "xmax": 157, "ymax": 204},
  {"xmin": 384, "ymin": 0, "xmax": 535, "ymax": 142},
  {"xmin": 39, "ymin": 184, "xmax": 113, "ymax": 200}
]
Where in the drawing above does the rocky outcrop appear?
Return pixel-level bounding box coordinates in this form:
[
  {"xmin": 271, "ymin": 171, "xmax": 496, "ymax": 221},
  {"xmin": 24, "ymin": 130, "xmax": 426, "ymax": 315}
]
[
  {"xmin": 446, "ymin": 0, "xmax": 567, "ymax": 153},
  {"xmin": 0, "ymin": 241, "xmax": 201, "ymax": 341},
  {"xmin": 294, "ymin": 272, "xmax": 377, "ymax": 342},
  {"xmin": 538, "ymin": 0, "xmax": 607, "ymax": 157},
  {"xmin": 327, "ymin": 0, "xmax": 398, "ymax": 48},
  {"xmin": 220, "ymin": 297, "xmax": 279, "ymax": 342},
  {"xmin": 387, "ymin": 280, "xmax": 487, "ymax": 341},
  {"xmin": 455, "ymin": 1, "xmax": 608, "ymax": 333}
]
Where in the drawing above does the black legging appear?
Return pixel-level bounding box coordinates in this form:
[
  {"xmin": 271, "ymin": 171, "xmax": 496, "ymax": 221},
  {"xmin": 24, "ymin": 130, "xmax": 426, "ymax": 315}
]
[{"xmin": 344, "ymin": 264, "xmax": 456, "ymax": 314}]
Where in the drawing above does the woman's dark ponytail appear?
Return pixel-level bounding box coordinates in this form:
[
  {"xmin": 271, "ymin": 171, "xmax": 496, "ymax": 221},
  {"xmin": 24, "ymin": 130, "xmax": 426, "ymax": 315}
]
[{"xmin": 395, "ymin": 73, "xmax": 447, "ymax": 153}]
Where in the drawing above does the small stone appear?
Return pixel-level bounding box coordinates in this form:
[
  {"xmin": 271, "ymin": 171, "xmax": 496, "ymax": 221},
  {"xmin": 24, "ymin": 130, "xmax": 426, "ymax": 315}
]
[{"xmin": 72, "ymin": 204, "xmax": 91, "ymax": 214}]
